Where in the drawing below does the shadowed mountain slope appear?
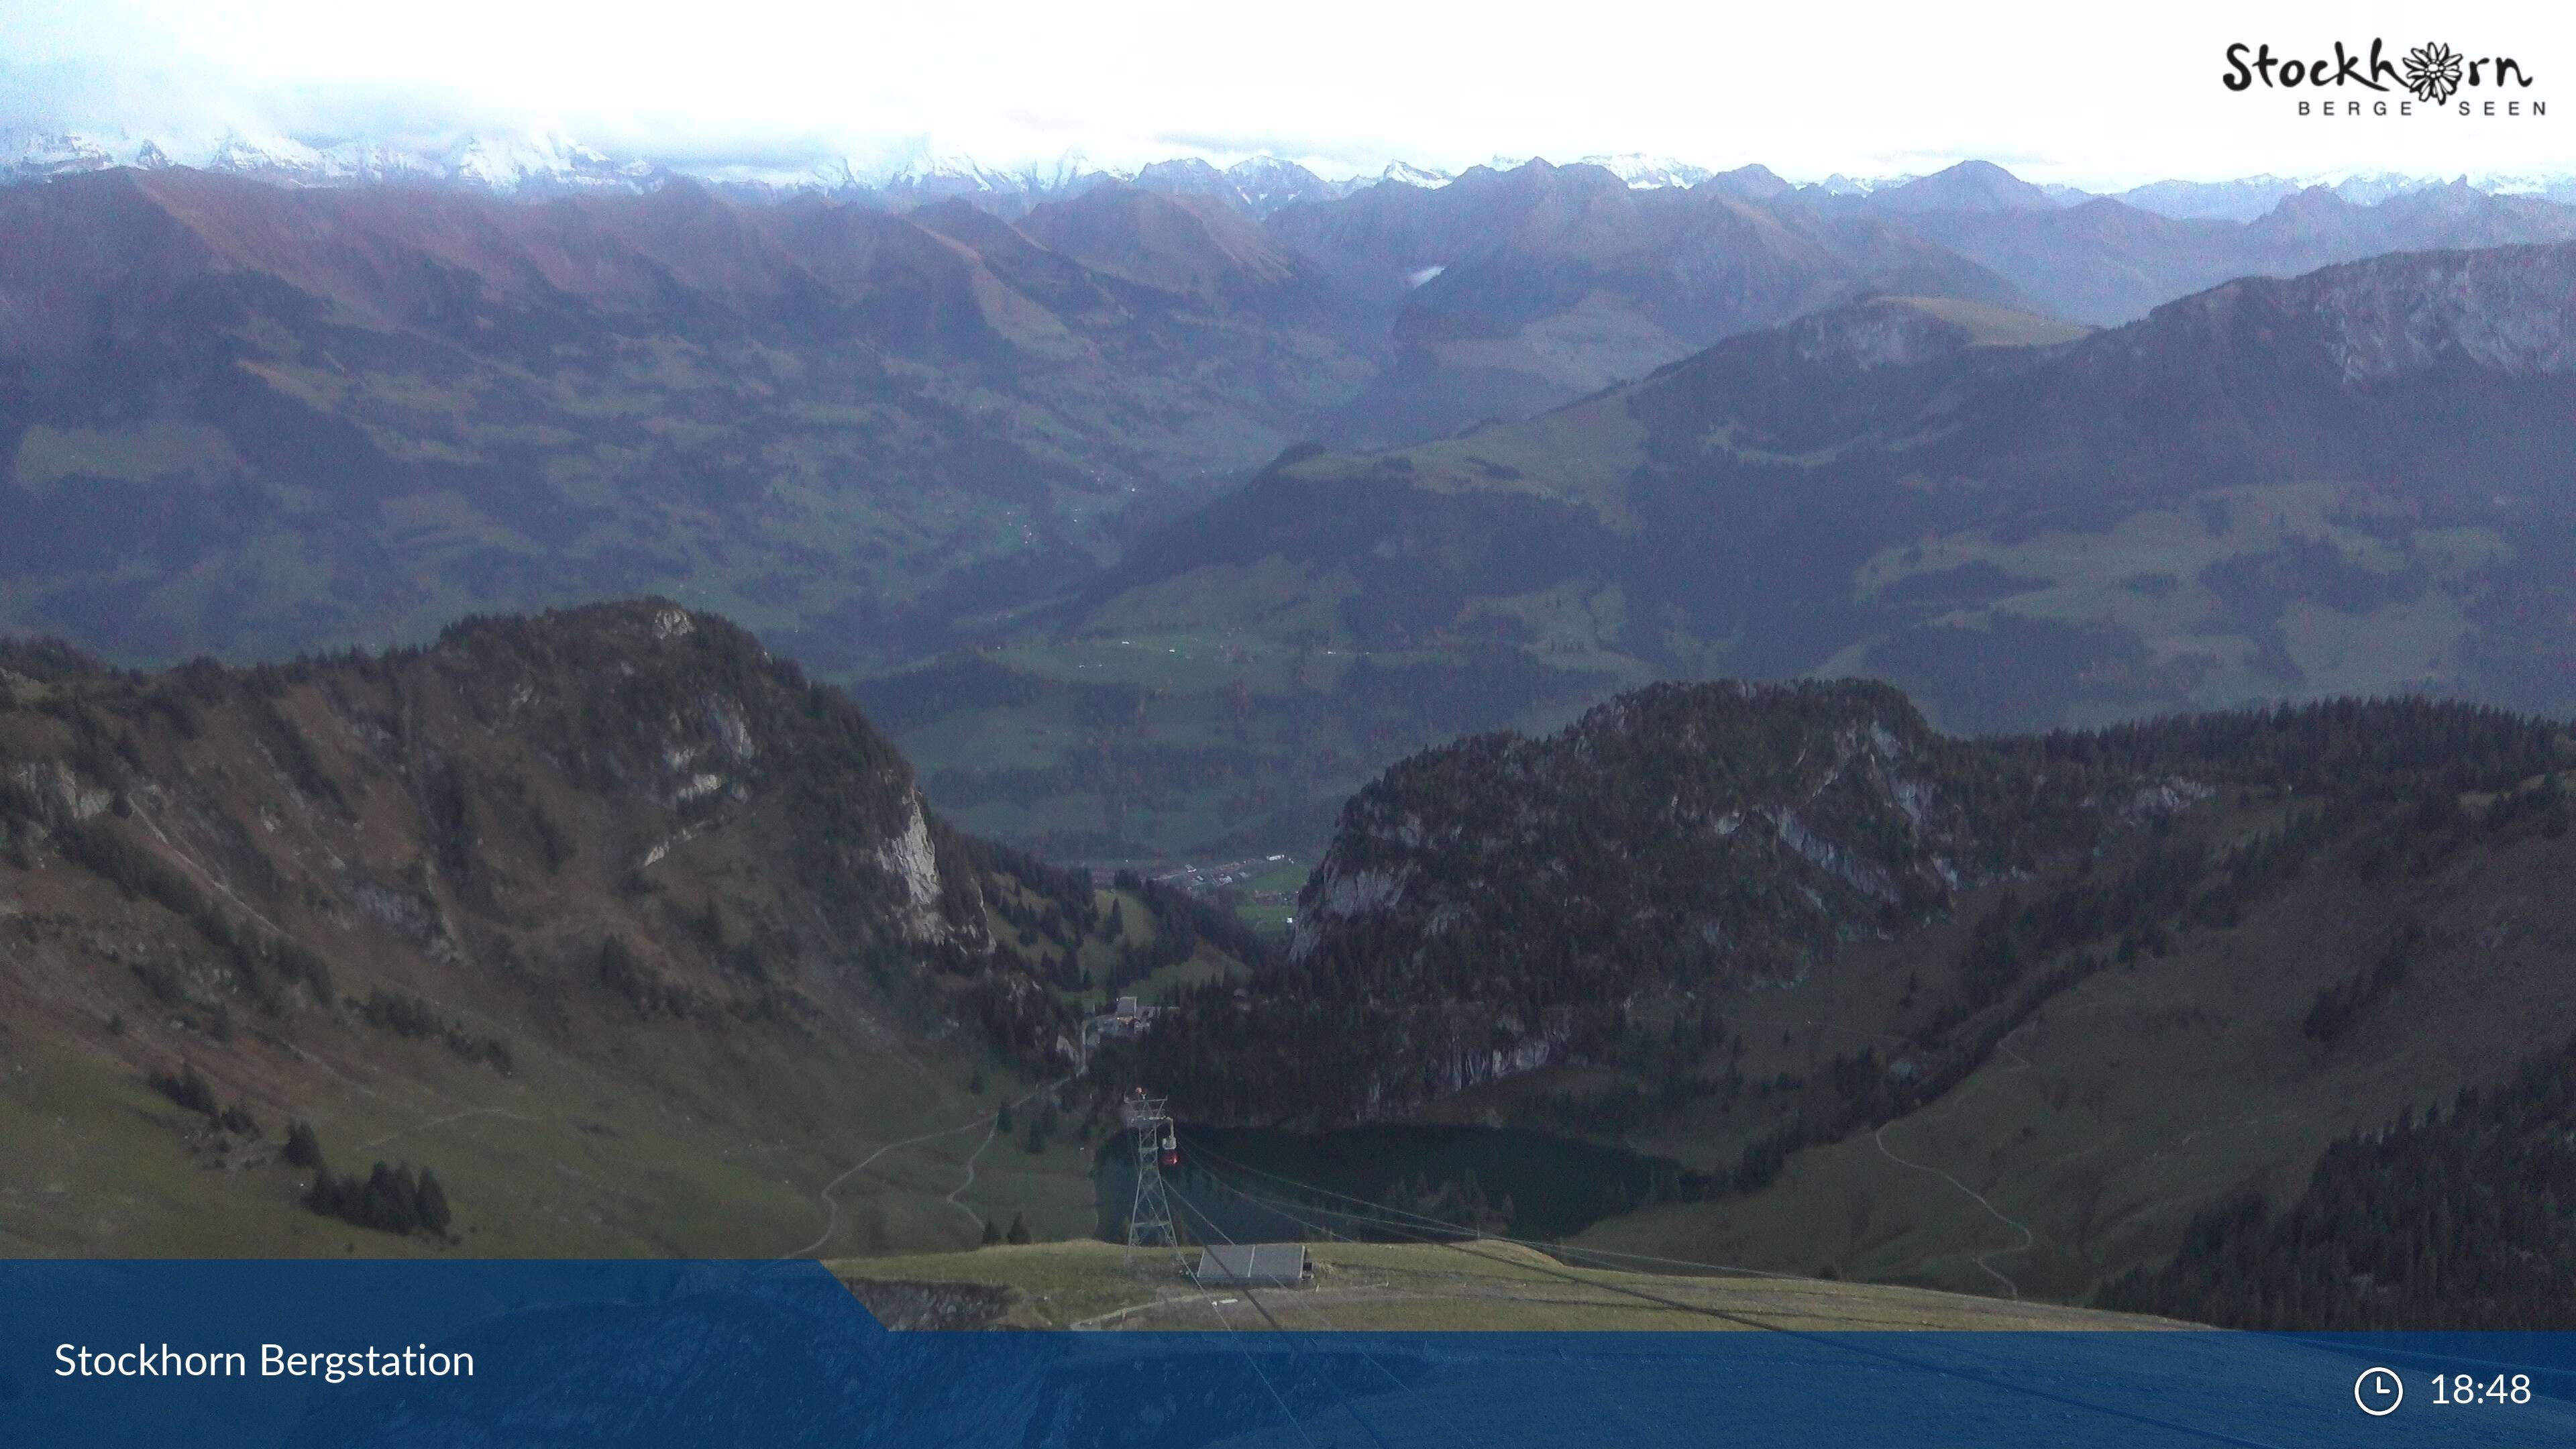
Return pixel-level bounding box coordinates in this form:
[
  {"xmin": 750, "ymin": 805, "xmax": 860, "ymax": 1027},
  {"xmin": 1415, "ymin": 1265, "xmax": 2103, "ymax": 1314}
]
[
  {"xmin": 0, "ymin": 168, "xmax": 1381, "ymax": 672},
  {"xmin": 0, "ymin": 600, "xmax": 1239, "ymax": 1256}
]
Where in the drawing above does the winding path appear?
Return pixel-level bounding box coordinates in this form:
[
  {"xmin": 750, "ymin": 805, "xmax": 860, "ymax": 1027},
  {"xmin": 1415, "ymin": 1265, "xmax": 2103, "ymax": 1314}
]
[
  {"xmin": 787, "ymin": 1116, "xmax": 994, "ymax": 1259},
  {"xmin": 1993, "ymin": 1020, "xmax": 2037, "ymax": 1072},
  {"xmin": 1711, "ymin": 1010, "xmax": 1916, "ymax": 1049},
  {"xmin": 945, "ymin": 1078, "xmax": 1072, "ymax": 1234},
  {"xmin": 358, "ymin": 1107, "xmax": 536, "ymax": 1153},
  {"xmin": 791, "ymin": 1077, "xmax": 1070, "ymax": 1257},
  {"xmin": 945, "ymin": 1116, "xmax": 1004, "ymax": 1232},
  {"xmin": 1872, "ymin": 1121, "xmax": 2036, "ymax": 1299},
  {"xmin": 1860, "ymin": 1017, "xmax": 2046, "ymax": 1294}
]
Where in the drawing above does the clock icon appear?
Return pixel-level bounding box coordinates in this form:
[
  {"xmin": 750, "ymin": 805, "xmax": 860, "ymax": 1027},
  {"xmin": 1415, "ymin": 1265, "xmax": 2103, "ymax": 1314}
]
[{"xmin": 2355, "ymin": 1366, "xmax": 2404, "ymax": 1416}]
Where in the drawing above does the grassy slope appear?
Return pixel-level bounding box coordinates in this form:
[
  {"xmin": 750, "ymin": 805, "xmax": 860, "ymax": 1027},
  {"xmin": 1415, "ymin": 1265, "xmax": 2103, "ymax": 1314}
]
[
  {"xmin": 830, "ymin": 1238, "xmax": 2167, "ymax": 1332},
  {"xmin": 836, "ymin": 1240, "xmax": 2576, "ymax": 1449},
  {"xmin": 1889, "ymin": 295, "xmax": 2091, "ymax": 347},
  {"xmin": 1831, "ymin": 480, "xmax": 2510, "ymax": 731},
  {"xmin": 1560, "ymin": 788, "xmax": 2576, "ymax": 1301},
  {"xmin": 0, "ymin": 997, "xmax": 1083, "ymax": 1258},
  {"xmin": 869, "ymin": 364, "xmax": 1676, "ymax": 862},
  {"xmin": 0, "ymin": 858, "xmax": 1108, "ymax": 1259}
]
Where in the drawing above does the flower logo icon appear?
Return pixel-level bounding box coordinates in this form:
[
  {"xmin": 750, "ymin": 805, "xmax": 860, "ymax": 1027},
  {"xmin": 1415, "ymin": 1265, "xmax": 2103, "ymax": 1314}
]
[{"xmin": 2403, "ymin": 43, "xmax": 2464, "ymax": 103}]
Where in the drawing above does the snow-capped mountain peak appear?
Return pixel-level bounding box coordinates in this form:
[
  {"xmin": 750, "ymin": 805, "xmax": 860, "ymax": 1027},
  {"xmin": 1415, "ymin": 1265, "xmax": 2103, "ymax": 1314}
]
[
  {"xmin": 0, "ymin": 124, "xmax": 663, "ymax": 193},
  {"xmin": 1576, "ymin": 153, "xmax": 1715, "ymax": 189},
  {"xmin": 5, "ymin": 132, "xmax": 117, "ymax": 180},
  {"xmin": 871, "ymin": 149, "xmax": 1030, "ymax": 199},
  {"xmin": 1379, "ymin": 160, "xmax": 1453, "ymax": 189},
  {"xmin": 1020, "ymin": 149, "xmax": 1105, "ymax": 191},
  {"xmin": 2322, "ymin": 170, "xmax": 2438, "ymax": 207},
  {"xmin": 1808, "ymin": 172, "xmax": 1917, "ymax": 197},
  {"xmin": 203, "ymin": 129, "xmax": 328, "ymax": 180},
  {"xmin": 443, "ymin": 131, "xmax": 644, "ymax": 193},
  {"xmin": 1221, "ymin": 156, "xmax": 1330, "ymax": 213}
]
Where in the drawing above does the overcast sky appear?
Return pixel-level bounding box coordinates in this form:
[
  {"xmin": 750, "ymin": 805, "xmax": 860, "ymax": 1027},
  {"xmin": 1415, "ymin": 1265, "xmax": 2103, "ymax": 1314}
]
[{"xmin": 3, "ymin": 0, "xmax": 2568, "ymax": 187}]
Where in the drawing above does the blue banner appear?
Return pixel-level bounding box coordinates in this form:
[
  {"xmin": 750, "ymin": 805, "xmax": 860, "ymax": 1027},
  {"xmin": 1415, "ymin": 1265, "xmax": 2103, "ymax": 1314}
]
[{"xmin": 3, "ymin": 1260, "xmax": 2573, "ymax": 1447}]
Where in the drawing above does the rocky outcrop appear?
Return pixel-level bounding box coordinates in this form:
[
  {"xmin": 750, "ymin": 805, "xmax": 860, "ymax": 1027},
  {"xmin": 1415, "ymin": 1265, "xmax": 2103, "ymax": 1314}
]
[
  {"xmin": 841, "ymin": 1277, "xmax": 1037, "ymax": 1331},
  {"xmin": 2310, "ymin": 242, "xmax": 2576, "ymax": 381},
  {"xmin": 2143, "ymin": 241, "xmax": 2576, "ymax": 383},
  {"xmin": 1789, "ymin": 297, "xmax": 1979, "ymax": 370},
  {"xmin": 874, "ymin": 796, "xmax": 951, "ymax": 944}
]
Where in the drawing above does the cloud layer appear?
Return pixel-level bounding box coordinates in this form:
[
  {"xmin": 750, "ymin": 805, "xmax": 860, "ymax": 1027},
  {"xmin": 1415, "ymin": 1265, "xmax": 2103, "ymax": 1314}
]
[{"xmin": 5, "ymin": 0, "xmax": 2572, "ymax": 186}]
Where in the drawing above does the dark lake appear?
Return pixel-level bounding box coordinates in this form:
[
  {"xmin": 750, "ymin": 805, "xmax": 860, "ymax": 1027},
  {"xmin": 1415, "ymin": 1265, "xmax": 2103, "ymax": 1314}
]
[{"xmin": 1093, "ymin": 1122, "xmax": 1705, "ymax": 1246}]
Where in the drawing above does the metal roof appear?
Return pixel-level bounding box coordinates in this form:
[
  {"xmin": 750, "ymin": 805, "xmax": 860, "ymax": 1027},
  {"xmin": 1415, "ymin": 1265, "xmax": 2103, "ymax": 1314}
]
[{"xmin": 1193, "ymin": 1244, "xmax": 1308, "ymax": 1287}]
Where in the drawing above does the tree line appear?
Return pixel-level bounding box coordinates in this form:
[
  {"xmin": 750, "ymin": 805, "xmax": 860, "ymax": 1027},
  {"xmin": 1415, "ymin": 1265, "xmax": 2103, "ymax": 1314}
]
[
  {"xmin": 290, "ymin": 1121, "xmax": 455, "ymax": 1240},
  {"xmin": 2100, "ymin": 1036, "xmax": 2576, "ymax": 1330}
]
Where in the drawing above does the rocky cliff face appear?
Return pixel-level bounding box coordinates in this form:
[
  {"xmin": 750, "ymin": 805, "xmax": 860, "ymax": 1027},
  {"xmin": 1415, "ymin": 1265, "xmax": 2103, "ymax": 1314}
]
[
  {"xmin": 1787, "ymin": 297, "xmax": 1987, "ymax": 370},
  {"xmin": 2302, "ymin": 241, "xmax": 2576, "ymax": 381},
  {"xmin": 2121, "ymin": 240, "xmax": 2576, "ymax": 385}
]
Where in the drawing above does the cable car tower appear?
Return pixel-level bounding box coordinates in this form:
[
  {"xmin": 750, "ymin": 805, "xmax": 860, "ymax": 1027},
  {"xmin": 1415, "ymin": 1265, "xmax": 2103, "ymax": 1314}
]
[{"xmin": 1120, "ymin": 1088, "xmax": 1180, "ymax": 1250}]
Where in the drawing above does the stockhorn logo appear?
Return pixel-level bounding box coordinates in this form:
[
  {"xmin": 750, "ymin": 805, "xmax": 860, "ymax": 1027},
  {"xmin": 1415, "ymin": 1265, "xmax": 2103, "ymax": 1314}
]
[
  {"xmin": 2222, "ymin": 40, "xmax": 2543, "ymax": 117},
  {"xmin": 2403, "ymin": 44, "xmax": 2465, "ymax": 104}
]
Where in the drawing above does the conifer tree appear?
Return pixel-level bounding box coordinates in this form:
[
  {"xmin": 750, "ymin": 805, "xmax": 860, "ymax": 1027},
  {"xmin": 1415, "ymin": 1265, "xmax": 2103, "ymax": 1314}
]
[
  {"xmin": 305, "ymin": 1165, "xmax": 341, "ymax": 1217},
  {"xmin": 415, "ymin": 1169, "xmax": 452, "ymax": 1236}
]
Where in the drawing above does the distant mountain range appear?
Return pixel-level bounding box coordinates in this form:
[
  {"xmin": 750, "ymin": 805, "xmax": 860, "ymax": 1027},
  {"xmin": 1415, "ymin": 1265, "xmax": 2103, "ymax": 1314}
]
[
  {"xmin": 12, "ymin": 125, "xmax": 2575, "ymax": 220},
  {"xmin": 879, "ymin": 244, "xmax": 2576, "ymax": 858},
  {"xmin": 1825, "ymin": 162, "xmax": 2576, "ymax": 325},
  {"xmin": 10, "ymin": 146, "xmax": 2576, "ymax": 861},
  {"xmin": 1148, "ymin": 242, "xmax": 2576, "ymax": 723},
  {"xmin": 0, "ymin": 164, "xmax": 1396, "ymax": 670},
  {"xmin": 0, "ymin": 129, "xmax": 1463, "ymax": 215},
  {"xmin": 6, "ymin": 129, "xmax": 661, "ymax": 197}
]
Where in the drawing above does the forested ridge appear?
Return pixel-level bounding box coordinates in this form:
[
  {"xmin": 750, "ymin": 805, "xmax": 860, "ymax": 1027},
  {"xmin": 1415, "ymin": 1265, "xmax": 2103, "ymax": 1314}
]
[{"xmin": 1124, "ymin": 684, "xmax": 2570, "ymax": 1133}]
